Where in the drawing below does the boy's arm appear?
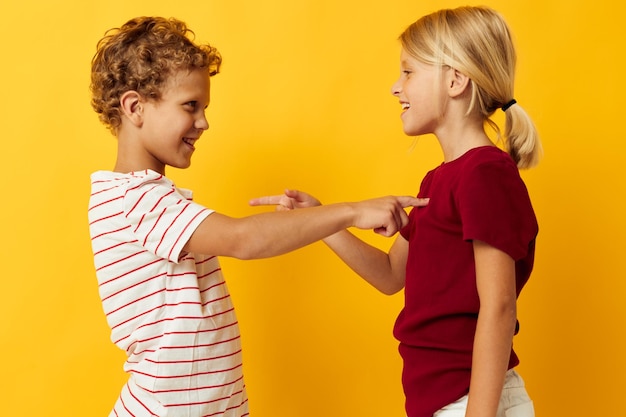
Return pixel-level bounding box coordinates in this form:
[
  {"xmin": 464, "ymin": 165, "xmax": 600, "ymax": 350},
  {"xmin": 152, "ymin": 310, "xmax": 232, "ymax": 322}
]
[
  {"xmin": 249, "ymin": 190, "xmax": 419, "ymax": 294},
  {"xmin": 466, "ymin": 239, "xmax": 518, "ymax": 417},
  {"xmin": 183, "ymin": 195, "xmax": 418, "ymax": 260}
]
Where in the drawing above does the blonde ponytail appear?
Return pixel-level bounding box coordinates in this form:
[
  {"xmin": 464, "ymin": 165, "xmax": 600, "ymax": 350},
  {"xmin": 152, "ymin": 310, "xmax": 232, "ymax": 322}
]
[{"xmin": 504, "ymin": 103, "xmax": 542, "ymax": 169}]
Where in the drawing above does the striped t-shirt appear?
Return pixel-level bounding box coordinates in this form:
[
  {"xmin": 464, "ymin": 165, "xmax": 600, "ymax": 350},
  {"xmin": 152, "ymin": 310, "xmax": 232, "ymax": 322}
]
[{"xmin": 88, "ymin": 170, "xmax": 249, "ymax": 417}]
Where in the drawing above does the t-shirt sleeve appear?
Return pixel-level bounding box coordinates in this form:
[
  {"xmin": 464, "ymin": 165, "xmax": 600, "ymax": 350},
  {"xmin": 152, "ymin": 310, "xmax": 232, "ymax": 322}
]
[
  {"xmin": 457, "ymin": 159, "xmax": 537, "ymax": 261},
  {"xmin": 123, "ymin": 176, "xmax": 212, "ymax": 262}
]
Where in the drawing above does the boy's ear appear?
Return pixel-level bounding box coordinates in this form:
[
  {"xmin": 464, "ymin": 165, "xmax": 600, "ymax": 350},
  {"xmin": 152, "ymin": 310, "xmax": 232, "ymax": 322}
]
[
  {"xmin": 446, "ymin": 68, "xmax": 471, "ymax": 98},
  {"xmin": 119, "ymin": 90, "xmax": 144, "ymax": 127}
]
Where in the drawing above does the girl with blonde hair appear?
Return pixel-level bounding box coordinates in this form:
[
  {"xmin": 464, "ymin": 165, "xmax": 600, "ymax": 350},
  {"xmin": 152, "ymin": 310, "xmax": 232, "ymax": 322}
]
[{"xmin": 252, "ymin": 6, "xmax": 540, "ymax": 417}]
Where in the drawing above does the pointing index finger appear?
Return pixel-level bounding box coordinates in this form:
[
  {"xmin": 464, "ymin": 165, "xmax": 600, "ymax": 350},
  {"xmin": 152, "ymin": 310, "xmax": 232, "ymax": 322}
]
[
  {"xmin": 397, "ymin": 196, "xmax": 429, "ymax": 208},
  {"xmin": 249, "ymin": 196, "xmax": 282, "ymax": 206}
]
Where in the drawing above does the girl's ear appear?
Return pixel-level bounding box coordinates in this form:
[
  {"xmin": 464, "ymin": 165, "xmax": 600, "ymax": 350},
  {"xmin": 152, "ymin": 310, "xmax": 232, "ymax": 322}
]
[
  {"xmin": 446, "ymin": 68, "xmax": 471, "ymax": 98},
  {"xmin": 119, "ymin": 91, "xmax": 144, "ymax": 127}
]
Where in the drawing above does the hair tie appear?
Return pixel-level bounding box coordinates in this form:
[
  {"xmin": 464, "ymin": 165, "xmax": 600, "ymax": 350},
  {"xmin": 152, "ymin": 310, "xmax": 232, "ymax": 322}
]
[{"xmin": 501, "ymin": 99, "xmax": 517, "ymax": 112}]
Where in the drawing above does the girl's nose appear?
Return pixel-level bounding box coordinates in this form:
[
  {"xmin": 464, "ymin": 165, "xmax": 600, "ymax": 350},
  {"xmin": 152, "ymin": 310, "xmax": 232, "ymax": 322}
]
[{"xmin": 390, "ymin": 79, "xmax": 401, "ymax": 96}]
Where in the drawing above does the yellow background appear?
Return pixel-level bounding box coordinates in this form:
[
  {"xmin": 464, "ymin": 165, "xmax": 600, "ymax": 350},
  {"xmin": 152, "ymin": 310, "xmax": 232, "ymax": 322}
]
[{"xmin": 1, "ymin": 0, "xmax": 624, "ymax": 416}]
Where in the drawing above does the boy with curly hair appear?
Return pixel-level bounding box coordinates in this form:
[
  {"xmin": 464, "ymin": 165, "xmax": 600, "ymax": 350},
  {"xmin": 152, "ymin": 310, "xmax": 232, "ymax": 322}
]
[{"xmin": 88, "ymin": 16, "xmax": 423, "ymax": 417}]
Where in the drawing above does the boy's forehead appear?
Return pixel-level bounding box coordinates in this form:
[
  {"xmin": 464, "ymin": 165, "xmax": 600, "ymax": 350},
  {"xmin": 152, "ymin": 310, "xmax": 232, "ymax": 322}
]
[
  {"xmin": 161, "ymin": 68, "xmax": 211, "ymax": 96},
  {"xmin": 171, "ymin": 67, "xmax": 210, "ymax": 83}
]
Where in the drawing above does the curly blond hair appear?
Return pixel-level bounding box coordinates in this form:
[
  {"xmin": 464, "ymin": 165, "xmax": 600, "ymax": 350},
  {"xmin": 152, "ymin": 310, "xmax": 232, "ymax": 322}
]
[{"xmin": 90, "ymin": 16, "xmax": 222, "ymax": 134}]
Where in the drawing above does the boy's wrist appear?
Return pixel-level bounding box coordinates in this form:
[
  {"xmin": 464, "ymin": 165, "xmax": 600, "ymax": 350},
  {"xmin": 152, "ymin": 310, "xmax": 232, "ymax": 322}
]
[{"xmin": 341, "ymin": 202, "xmax": 360, "ymax": 228}]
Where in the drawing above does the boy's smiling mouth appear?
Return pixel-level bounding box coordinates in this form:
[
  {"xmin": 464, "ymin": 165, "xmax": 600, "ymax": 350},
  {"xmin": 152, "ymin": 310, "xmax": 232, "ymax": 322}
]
[{"xmin": 183, "ymin": 137, "xmax": 197, "ymax": 149}]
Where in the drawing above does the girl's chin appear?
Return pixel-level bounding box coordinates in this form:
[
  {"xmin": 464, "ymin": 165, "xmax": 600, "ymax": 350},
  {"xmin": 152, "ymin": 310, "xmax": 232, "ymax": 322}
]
[
  {"xmin": 401, "ymin": 123, "xmax": 427, "ymax": 136},
  {"xmin": 402, "ymin": 127, "xmax": 419, "ymax": 136}
]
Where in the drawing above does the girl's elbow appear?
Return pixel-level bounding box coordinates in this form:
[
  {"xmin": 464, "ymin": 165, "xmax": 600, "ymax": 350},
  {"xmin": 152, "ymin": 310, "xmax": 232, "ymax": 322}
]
[
  {"xmin": 377, "ymin": 280, "xmax": 405, "ymax": 295},
  {"xmin": 379, "ymin": 287, "xmax": 402, "ymax": 296},
  {"xmin": 480, "ymin": 301, "xmax": 517, "ymax": 324}
]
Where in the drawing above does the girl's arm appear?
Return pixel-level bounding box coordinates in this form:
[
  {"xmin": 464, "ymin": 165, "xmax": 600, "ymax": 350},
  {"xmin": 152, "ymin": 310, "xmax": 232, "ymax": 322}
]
[
  {"xmin": 323, "ymin": 229, "xmax": 409, "ymax": 295},
  {"xmin": 465, "ymin": 239, "xmax": 518, "ymax": 417},
  {"xmin": 249, "ymin": 189, "xmax": 418, "ymax": 294},
  {"xmin": 184, "ymin": 194, "xmax": 419, "ymax": 260}
]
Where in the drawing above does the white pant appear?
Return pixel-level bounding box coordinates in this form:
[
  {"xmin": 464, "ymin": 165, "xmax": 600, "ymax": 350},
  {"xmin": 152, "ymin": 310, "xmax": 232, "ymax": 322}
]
[{"xmin": 433, "ymin": 369, "xmax": 534, "ymax": 417}]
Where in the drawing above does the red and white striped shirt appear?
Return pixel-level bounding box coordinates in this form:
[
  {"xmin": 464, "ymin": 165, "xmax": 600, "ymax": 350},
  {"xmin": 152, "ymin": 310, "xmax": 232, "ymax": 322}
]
[{"xmin": 89, "ymin": 170, "xmax": 249, "ymax": 417}]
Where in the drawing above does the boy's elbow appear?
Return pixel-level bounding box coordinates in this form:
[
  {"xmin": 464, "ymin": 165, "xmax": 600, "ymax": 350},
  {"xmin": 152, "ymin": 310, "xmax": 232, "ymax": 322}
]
[
  {"xmin": 229, "ymin": 245, "xmax": 264, "ymax": 260},
  {"xmin": 220, "ymin": 231, "xmax": 265, "ymax": 260},
  {"xmin": 223, "ymin": 223, "xmax": 278, "ymax": 260}
]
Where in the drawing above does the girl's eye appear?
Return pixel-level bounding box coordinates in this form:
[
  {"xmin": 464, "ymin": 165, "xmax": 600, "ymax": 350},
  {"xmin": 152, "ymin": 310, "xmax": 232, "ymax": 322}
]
[{"xmin": 185, "ymin": 101, "xmax": 198, "ymax": 110}]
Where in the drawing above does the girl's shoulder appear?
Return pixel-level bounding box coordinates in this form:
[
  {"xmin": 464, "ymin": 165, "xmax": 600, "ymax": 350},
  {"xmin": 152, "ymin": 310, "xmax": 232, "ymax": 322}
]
[
  {"xmin": 432, "ymin": 146, "xmax": 516, "ymax": 179},
  {"xmin": 460, "ymin": 146, "xmax": 514, "ymax": 167},
  {"xmin": 448, "ymin": 146, "xmax": 519, "ymax": 181}
]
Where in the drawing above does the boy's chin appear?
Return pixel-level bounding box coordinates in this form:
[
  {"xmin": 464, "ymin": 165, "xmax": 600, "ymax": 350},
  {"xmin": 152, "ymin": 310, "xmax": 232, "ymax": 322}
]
[{"xmin": 171, "ymin": 159, "xmax": 193, "ymax": 169}]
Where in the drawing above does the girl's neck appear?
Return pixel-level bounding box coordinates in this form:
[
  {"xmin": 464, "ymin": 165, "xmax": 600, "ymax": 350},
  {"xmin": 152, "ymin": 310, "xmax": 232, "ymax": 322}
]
[{"xmin": 435, "ymin": 119, "xmax": 493, "ymax": 163}]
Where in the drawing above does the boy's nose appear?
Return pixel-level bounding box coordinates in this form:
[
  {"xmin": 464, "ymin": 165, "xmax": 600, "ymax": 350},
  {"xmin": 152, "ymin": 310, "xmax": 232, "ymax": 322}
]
[{"xmin": 196, "ymin": 114, "xmax": 209, "ymax": 131}]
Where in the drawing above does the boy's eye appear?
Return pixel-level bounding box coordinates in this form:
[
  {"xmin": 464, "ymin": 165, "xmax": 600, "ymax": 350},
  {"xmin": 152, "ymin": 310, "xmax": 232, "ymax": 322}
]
[{"xmin": 185, "ymin": 101, "xmax": 198, "ymax": 110}]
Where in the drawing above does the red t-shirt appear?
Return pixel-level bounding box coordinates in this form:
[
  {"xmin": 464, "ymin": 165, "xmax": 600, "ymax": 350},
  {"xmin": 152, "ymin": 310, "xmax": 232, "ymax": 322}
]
[{"xmin": 394, "ymin": 146, "xmax": 538, "ymax": 417}]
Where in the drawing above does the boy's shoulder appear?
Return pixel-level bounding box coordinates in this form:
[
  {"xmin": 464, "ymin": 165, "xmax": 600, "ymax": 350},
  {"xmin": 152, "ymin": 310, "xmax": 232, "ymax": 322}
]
[
  {"xmin": 91, "ymin": 169, "xmax": 177, "ymax": 192},
  {"xmin": 90, "ymin": 169, "xmax": 196, "ymax": 204},
  {"xmin": 91, "ymin": 169, "xmax": 170, "ymax": 183}
]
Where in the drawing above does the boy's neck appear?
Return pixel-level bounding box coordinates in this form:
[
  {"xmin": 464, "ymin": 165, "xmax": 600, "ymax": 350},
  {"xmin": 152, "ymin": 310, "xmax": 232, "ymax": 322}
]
[
  {"xmin": 114, "ymin": 129, "xmax": 167, "ymax": 175},
  {"xmin": 113, "ymin": 158, "xmax": 166, "ymax": 175}
]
